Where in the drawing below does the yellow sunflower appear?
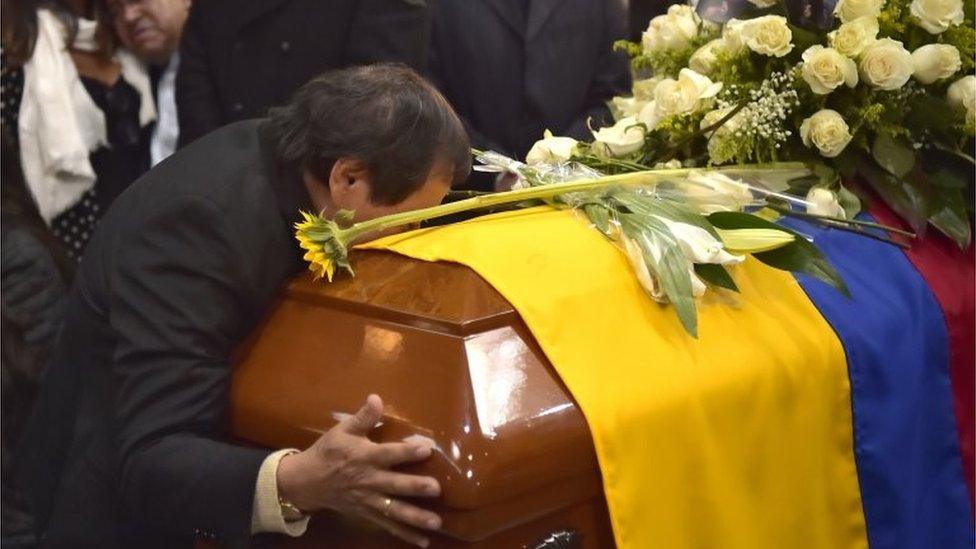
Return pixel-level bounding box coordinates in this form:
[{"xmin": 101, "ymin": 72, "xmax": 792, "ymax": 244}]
[{"xmin": 295, "ymin": 213, "xmax": 337, "ymax": 281}]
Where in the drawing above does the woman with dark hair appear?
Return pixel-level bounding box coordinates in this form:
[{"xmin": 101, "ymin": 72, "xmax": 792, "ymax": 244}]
[
  {"xmin": 1, "ymin": 0, "xmax": 155, "ymax": 262},
  {"xmin": 1, "ymin": 1, "xmax": 153, "ymax": 545}
]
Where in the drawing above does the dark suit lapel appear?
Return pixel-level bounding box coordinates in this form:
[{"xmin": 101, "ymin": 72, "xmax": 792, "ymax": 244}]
[
  {"xmin": 526, "ymin": 0, "xmax": 568, "ymax": 39},
  {"xmin": 484, "ymin": 0, "xmax": 526, "ymax": 39}
]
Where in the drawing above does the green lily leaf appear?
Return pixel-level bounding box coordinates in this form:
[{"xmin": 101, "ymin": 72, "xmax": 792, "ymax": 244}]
[
  {"xmin": 872, "ymin": 135, "xmax": 916, "ymax": 178},
  {"xmin": 905, "ymin": 94, "xmax": 959, "ymax": 142},
  {"xmin": 615, "ymin": 190, "xmax": 721, "ymax": 239},
  {"xmin": 858, "ymin": 157, "xmax": 930, "ymax": 234},
  {"xmin": 928, "ymin": 187, "xmax": 972, "ymax": 249},
  {"xmin": 694, "ymin": 263, "xmax": 739, "ymax": 292},
  {"xmin": 622, "ymin": 215, "xmax": 699, "ymax": 337},
  {"xmin": 837, "ymin": 184, "xmax": 862, "ymax": 220},
  {"xmin": 583, "ymin": 203, "xmax": 614, "ymax": 238},
  {"xmin": 708, "ymin": 211, "xmax": 849, "ymax": 296}
]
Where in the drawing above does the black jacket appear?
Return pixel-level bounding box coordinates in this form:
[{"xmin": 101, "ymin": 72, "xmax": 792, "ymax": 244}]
[
  {"xmin": 428, "ymin": 0, "xmax": 631, "ymax": 160},
  {"xmin": 176, "ymin": 0, "xmax": 431, "ymax": 147},
  {"xmin": 18, "ymin": 120, "xmax": 312, "ymax": 548}
]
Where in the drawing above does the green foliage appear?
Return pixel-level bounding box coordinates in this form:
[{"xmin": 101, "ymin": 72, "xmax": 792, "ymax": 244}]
[
  {"xmin": 709, "ymin": 51, "xmax": 763, "ymax": 89},
  {"xmin": 943, "ymin": 24, "xmax": 976, "ymax": 74},
  {"xmin": 694, "ymin": 263, "xmax": 739, "ymax": 291},
  {"xmin": 614, "ymin": 40, "xmax": 643, "ymax": 58},
  {"xmin": 878, "ymin": 0, "xmax": 910, "ymax": 36},
  {"xmin": 872, "ymin": 134, "xmax": 916, "ymax": 177},
  {"xmin": 924, "ymin": 164, "xmax": 974, "ymax": 247}
]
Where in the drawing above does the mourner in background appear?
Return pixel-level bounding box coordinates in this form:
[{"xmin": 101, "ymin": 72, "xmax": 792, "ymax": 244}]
[
  {"xmin": 18, "ymin": 64, "xmax": 470, "ymax": 549},
  {"xmin": 107, "ymin": 0, "xmax": 190, "ymax": 166},
  {"xmin": 428, "ymin": 0, "xmax": 630, "ymax": 190},
  {"xmin": 176, "ymin": 0, "xmax": 431, "ymax": 147},
  {"xmin": 2, "ymin": 0, "xmax": 154, "ymax": 263},
  {"xmin": 1, "ymin": 0, "xmax": 153, "ymax": 544}
]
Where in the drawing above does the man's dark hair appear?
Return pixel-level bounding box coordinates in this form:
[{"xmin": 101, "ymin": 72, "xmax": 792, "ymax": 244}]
[{"xmin": 262, "ymin": 64, "xmax": 471, "ymax": 205}]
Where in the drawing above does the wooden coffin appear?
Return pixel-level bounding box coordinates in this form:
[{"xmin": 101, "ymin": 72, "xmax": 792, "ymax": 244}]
[{"xmin": 230, "ymin": 250, "xmax": 615, "ymax": 548}]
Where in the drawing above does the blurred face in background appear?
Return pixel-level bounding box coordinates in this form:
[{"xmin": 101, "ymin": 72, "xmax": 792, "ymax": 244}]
[{"xmin": 107, "ymin": 0, "xmax": 190, "ymax": 64}]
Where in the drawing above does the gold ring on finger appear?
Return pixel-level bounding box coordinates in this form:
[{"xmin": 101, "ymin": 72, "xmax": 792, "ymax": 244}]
[{"xmin": 383, "ymin": 497, "xmax": 393, "ymax": 517}]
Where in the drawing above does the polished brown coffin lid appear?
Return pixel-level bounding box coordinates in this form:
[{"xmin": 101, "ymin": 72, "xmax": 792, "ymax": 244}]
[{"xmin": 229, "ymin": 250, "xmax": 604, "ymax": 542}]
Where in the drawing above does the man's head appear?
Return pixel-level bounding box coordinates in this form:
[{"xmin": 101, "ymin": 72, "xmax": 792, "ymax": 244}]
[
  {"xmin": 262, "ymin": 64, "xmax": 471, "ymax": 226},
  {"xmin": 106, "ymin": 0, "xmax": 189, "ymax": 64}
]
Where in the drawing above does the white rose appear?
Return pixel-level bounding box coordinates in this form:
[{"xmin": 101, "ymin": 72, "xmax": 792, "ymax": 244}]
[
  {"xmin": 947, "ymin": 75, "xmax": 976, "ymax": 112},
  {"xmin": 636, "ymin": 101, "xmax": 660, "ymax": 129},
  {"xmin": 800, "ymin": 109, "xmax": 853, "ymax": 158},
  {"xmin": 859, "ymin": 38, "xmax": 913, "ymax": 90},
  {"xmin": 827, "ymin": 17, "xmax": 879, "ymax": 57},
  {"xmin": 910, "ymin": 0, "xmax": 964, "ymax": 33},
  {"xmin": 834, "ymin": 0, "xmax": 885, "ymax": 23},
  {"xmin": 801, "ymin": 46, "xmax": 859, "ymax": 94},
  {"xmin": 592, "ymin": 117, "xmax": 646, "ymax": 157},
  {"xmin": 947, "ymin": 75, "xmax": 976, "ymax": 130},
  {"xmin": 911, "ymin": 44, "xmax": 961, "ymax": 84},
  {"xmin": 611, "ymin": 96, "xmax": 648, "ymax": 119},
  {"xmin": 525, "ymin": 130, "xmax": 579, "ymax": 165},
  {"xmin": 632, "ymin": 77, "xmax": 663, "ymax": 101},
  {"xmin": 689, "ymin": 39, "xmax": 727, "ymax": 75},
  {"xmin": 722, "ymin": 19, "xmax": 748, "ymax": 53},
  {"xmin": 806, "ymin": 187, "xmax": 847, "ymax": 218},
  {"xmin": 642, "ymin": 5, "xmax": 701, "ymax": 53},
  {"xmin": 738, "ymin": 16, "xmax": 794, "ymax": 57},
  {"xmin": 648, "ymin": 68, "xmax": 724, "ymax": 125},
  {"xmin": 680, "ymin": 171, "xmax": 755, "ymax": 213}
]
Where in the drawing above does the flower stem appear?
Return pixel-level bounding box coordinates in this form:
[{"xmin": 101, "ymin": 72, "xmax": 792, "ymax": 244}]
[
  {"xmin": 768, "ymin": 204, "xmax": 916, "ymax": 237},
  {"xmin": 337, "ymin": 164, "xmax": 811, "ymax": 241}
]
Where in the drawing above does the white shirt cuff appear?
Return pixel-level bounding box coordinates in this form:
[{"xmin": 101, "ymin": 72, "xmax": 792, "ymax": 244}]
[{"xmin": 250, "ymin": 449, "xmax": 310, "ymax": 536}]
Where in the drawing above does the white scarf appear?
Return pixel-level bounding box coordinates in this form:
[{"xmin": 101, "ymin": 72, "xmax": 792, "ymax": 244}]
[{"xmin": 18, "ymin": 9, "xmax": 156, "ymax": 224}]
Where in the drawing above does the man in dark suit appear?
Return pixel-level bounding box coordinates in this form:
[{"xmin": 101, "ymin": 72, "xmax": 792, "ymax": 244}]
[
  {"xmin": 176, "ymin": 0, "xmax": 431, "ymax": 147},
  {"xmin": 18, "ymin": 64, "xmax": 470, "ymax": 548},
  {"xmin": 428, "ymin": 0, "xmax": 631, "ymax": 188}
]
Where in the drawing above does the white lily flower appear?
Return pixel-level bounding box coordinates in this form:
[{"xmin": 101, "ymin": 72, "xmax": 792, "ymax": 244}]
[
  {"xmin": 620, "ymin": 232, "xmax": 668, "ymax": 302},
  {"xmin": 680, "ymin": 172, "xmax": 756, "ymax": 213},
  {"xmin": 654, "ymin": 216, "xmax": 745, "ymax": 266},
  {"xmin": 621, "ymin": 231, "xmax": 709, "ymax": 299},
  {"xmin": 525, "ymin": 130, "xmax": 579, "ymax": 165},
  {"xmin": 591, "ymin": 116, "xmax": 646, "ymax": 157}
]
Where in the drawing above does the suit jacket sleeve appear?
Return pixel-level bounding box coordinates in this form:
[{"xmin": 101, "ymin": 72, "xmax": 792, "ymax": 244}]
[
  {"xmin": 344, "ymin": 0, "xmax": 431, "ymax": 70},
  {"xmin": 176, "ymin": 4, "xmax": 223, "ymax": 148},
  {"xmin": 563, "ymin": 0, "xmax": 631, "ymax": 140},
  {"xmin": 109, "ymin": 194, "xmax": 270, "ymax": 546}
]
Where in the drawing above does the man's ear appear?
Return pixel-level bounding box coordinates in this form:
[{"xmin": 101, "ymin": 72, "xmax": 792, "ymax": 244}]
[{"xmin": 327, "ymin": 157, "xmax": 373, "ymax": 211}]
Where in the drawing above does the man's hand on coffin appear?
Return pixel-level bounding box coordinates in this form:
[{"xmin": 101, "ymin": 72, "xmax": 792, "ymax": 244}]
[{"xmin": 276, "ymin": 394, "xmax": 442, "ymax": 548}]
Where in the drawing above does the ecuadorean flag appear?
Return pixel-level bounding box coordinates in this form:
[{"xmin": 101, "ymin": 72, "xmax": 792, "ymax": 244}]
[{"xmin": 363, "ymin": 202, "xmax": 975, "ymax": 549}]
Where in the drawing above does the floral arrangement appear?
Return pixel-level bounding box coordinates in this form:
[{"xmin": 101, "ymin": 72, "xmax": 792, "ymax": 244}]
[
  {"xmin": 296, "ymin": 152, "xmax": 881, "ymax": 336},
  {"xmin": 567, "ymin": 0, "xmax": 974, "ymax": 248},
  {"xmin": 295, "ymin": 0, "xmax": 972, "ymax": 337}
]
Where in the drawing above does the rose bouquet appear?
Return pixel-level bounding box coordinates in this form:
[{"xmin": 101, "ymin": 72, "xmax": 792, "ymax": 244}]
[{"xmin": 579, "ymin": 0, "xmax": 974, "ymax": 248}]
